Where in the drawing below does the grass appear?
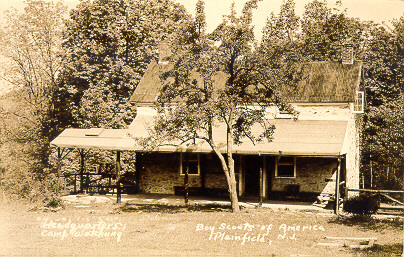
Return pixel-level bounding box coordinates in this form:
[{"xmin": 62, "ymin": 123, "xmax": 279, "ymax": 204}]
[{"xmin": 0, "ymin": 200, "xmax": 402, "ymax": 257}]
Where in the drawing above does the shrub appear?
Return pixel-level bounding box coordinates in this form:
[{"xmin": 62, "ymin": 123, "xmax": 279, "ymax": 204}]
[
  {"xmin": 343, "ymin": 193, "xmax": 380, "ymax": 215},
  {"xmin": 1, "ymin": 167, "xmax": 67, "ymax": 207}
]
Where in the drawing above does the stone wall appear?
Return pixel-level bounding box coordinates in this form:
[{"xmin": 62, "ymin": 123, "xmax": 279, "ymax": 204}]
[
  {"xmin": 270, "ymin": 157, "xmax": 338, "ymax": 193},
  {"xmin": 138, "ymin": 152, "xmax": 339, "ymax": 196},
  {"xmin": 137, "ymin": 152, "xmax": 229, "ymax": 194},
  {"xmin": 341, "ymin": 105, "xmax": 361, "ymax": 191}
]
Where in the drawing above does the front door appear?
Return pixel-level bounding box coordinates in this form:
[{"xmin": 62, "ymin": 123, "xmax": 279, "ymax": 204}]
[{"xmin": 244, "ymin": 155, "xmax": 262, "ymax": 196}]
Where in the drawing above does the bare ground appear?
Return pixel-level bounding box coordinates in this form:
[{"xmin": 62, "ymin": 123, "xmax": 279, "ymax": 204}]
[{"xmin": 0, "ymin": 199, "xmax": 402, "ymax": 257}]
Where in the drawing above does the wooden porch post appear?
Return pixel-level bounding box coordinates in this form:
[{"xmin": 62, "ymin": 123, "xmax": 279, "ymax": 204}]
[
  {"xmin": 116, "ymin": 151, "xmax": 121, "ymax": 203},
  {"xmin": 335, "ymin": 157, "xmax": 342, "ymax": 215},
  {"xmin": 79, "ymin": 149, "xmax": 85, "ymax": 193},
  {"xmin": 263, "ymin": 156, "xmax": 267, "ymax": 198},
  {"xmin": 184, "ymin": 166, "xmax": 189, "ymax": 206},
  {"xmin": 238, "ymin": 155, "xmax": 243, "ymax": 197},
  {"xmin": 259, "ymin": 156, "xmax": 263, "ymax": 207},
  {"xmin": 57, "ymin": 147, "xmax": 61, "ymax": 195}
]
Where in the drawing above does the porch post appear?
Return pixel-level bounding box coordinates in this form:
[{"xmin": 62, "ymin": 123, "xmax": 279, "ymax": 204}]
[
  {"xmin": 335, "ymin": 157, "xmax": 342, "ymax": 215},
  {"xmin": 263, "ymin": 156, "xmax": 267, "ymax": 198},
  {"xmin": 238, "ymin": 155, "xmax": 244, "ymax": 197},
  {"xmin": 57, "ymin": 147, "xmax": 61, "ymax": 195},
  {"xmin": 135, "ymin": 152, "xmax": 141, "ymax": 193},
  {"xmin": 184, "ymin": 165, "xmax": 189, "ymax": 206},
  {"xmin": 259, "ymin": 156, "xmax": 263, "ymax": 206},
  {"xmin": 79, "ymin": 149, "xmax": 85, "ymax": 193},
  {"xmin": 116, "ymin": 151, "xmax": 121, "ymax": 203}
]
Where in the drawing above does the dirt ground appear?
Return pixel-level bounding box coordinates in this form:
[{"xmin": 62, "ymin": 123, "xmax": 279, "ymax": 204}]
[{"xmin": 0, "ymin": 198, "xmax": 402, "ymax": 257}]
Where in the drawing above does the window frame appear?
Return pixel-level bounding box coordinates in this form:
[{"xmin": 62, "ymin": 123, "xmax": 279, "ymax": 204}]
[
  {"xmin": 275, "ymin": 156, "xmax": 296, "ymax": 178},
  {"xmin": 353, "ymin": 91, "xmax": 364, "ymax": 113},
  {"xmin": 179, "ymin": 153, "xmax": 200, "ymax": 176}
]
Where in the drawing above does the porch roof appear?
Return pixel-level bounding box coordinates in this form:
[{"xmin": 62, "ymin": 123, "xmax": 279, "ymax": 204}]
[
  {"xmin": 128, "ymin": 113, "xmax": 348, "ymax": 156},
  {"xmin": 50, "ymin": 128, "xmax": 135, "ymax": 151},
  {"xmin": 51, "ymin": 116, "xmax": 348, "ymax": 156}
]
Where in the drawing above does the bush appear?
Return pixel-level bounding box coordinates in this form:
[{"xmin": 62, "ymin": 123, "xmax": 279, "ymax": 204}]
[
  {"xmin": 343, "ymin": 193, "xmax": 380, "ymax": 215},
  {"xmin": 1, "ymin": 168, "xmax": 67, "ymax": 207}
]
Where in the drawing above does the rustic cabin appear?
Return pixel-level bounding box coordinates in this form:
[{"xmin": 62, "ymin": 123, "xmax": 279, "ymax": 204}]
[{"xmin": 51, "ymin": 58, "xmax": 364, "ymax": 208}]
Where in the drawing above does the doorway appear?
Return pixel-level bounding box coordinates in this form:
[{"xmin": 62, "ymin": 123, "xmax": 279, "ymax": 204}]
[{"xmin": 244, "ymin": 155, "xmax": 262, "ymax": 196}]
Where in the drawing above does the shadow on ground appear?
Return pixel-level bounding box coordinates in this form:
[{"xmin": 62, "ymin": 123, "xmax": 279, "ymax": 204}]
[
  {"xmin": 349, "ymin": 243, "xmax": 403, "ymax": 256},
  {"xmin": 120, "ymin": 203, "xmax": 233, "ymax": 213},
  {"xmin": 328, "ymin": 215, "xmax": 403, "ymax": 232}
]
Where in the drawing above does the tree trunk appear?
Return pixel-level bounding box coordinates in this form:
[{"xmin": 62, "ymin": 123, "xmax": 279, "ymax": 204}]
[
  {"xmin": 226, "ymin": 106, "xmax": 240, "ymax": 213},
  {"xmin": 207, "ymin": 109, "xmax": 240, "ymax": 213},
  {"xmin": 229, "ymin": 168, "xmax": 240, "ymax": 213},
  {"xmin": 212, "ymin": 147, "xmax": 240, "ymax": 213}
]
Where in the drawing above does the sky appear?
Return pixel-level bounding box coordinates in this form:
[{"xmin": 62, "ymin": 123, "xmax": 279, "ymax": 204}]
[
  {"xmin": 176, "ymin": 0, "xmax": 403, "ymax": 35},
  {"xmin": 0, "ymin": 0, "xmax": 403, "ymax": 95}
]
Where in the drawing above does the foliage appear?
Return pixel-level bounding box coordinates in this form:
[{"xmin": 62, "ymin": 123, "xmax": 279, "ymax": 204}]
[
  {"xmin": 261, "ymin": 0, "xmax": 302, "ymax": 62},
  {"xmin": 260, "ymin": 0, "xmax": 305, "ymax": 100},
  {"xmin": 0, "ymin": 0, "xmax": 67, "ymax": 174},
  {"xmin": 300, "ymin": 0, "xmax": 403, "ymax": 189},
  {"xmin": 0, "ymin": 0, "xmax": 401, "ymax": 204},
  {"xmin": 359, "ymin": 17, "xmax": 404, "ymax": 189},
  {"xmin": 0, "ymin": 1, "xmax": 70, "ymax": 205},
  {"xmin": 62, "ymin": 0, "xmax": 189, "ymax": 129},
  {"xmin": 343, "ymin": 193, "xmax": 380, "ymax": 216},
  {"xmin": 0, "ymin": 158, "xmax": 68, "ymax": 205},
  {"xmin": 142, "ymin": 0, "xmax": 303, "ymax": 213},
  {"xmin": 301, "ymin": 0, "xmax": 364, "ymax": 61},
  {"xmin": 58, "ymin": 0, "xmax": 190, "ymax": 181}
]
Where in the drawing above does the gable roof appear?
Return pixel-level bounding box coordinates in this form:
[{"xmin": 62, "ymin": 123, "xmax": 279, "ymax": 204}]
[
  {"xmin": 284, "ymin": 61, "xmax": 362, "ymax": 103},
  {"xmin": 130, "ymin": 60, "xmax": 362, "ymax": 105}
]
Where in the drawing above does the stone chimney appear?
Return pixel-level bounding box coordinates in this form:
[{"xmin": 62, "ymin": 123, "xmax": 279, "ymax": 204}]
[{"xmin": 158, "ymin": 41, "xmax": 171, "ymax": 64}]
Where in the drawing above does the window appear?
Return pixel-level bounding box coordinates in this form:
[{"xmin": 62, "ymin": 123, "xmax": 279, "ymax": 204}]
[
  {"xmin": 275, "ymin": 156, "xmax": 296, "ymax": 178},
  {"xmin": 353, "ymin": 91, "xmax": 364, "ymax": 113},
  {"xmin": 341, "ymin": 45, "xmax": 354, "ymax": 65},
  {"xmin": 180, "ymin": 153, "xmax": 200, "ymax": 176}
]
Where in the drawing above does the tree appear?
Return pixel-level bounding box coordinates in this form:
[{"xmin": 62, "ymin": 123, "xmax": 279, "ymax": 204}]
[
  {"xmin": 0, "ymin": 0, "xmax": 69, "ymax": 203},
  {"xmin": 59, "ymin": 0, "xmax": 190, "ymax": 193},
  {"xmin": 142, "ymin": 0, "xmax": 301, "ymax": 213},
  {"xmin": 260, "ymin": 0, "xmax": 304, "ymax": 92},
  {"xmin": 62, "ymin": 0, "xmax": 189, "ymax": 129},
  {"xmin": 300, "ymin": 1, "xmax": 403, "ymax": 189},
  {"xmin": 301, "ymin": 0, "xmax": 363, "ymax": 61},
  {"xmin": 359, "ymin": 17, "xmax": 404, "ymax": 189},
  {"xmin": 0, "ymin": 0, "xmax": 67, "ymax": 175}
]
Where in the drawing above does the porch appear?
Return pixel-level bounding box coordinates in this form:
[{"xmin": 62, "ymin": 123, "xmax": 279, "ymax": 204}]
[
  {"xmin": 50, "ymin": 118, "xmax": 351, "ymax": 214},
  {"xmin": 61, "ymin": 193, "xmax": 332, "ymax": 213}
]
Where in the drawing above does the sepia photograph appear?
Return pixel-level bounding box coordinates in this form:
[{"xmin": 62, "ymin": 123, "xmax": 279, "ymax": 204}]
[{"xmin": 0, "ymin": 0, "xmax": 403, "ymax": 256}]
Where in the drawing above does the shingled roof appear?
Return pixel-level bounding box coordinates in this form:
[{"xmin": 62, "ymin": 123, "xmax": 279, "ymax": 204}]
[
  {"xmin": 127, "ymin": 108, "xmax": 349, "ymax": 156},
  {"xmin": 284, "ymin": 61, "xmax": 362, "ymax": 103},
  {"xmin": 129, "ymin": 60, "xmax": 362, "ymax": 104}
]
